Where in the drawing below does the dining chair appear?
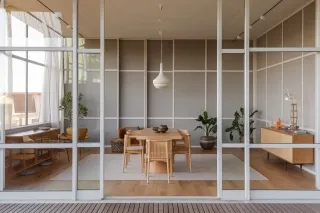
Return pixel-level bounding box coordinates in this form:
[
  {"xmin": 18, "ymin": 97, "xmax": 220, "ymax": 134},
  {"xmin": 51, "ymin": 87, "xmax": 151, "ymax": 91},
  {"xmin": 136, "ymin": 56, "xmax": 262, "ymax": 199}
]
[
  {"xmin": 145, "ymin": 139, "xmax": 172, "ymax": 183},
  {"xmin": 60, "ymin": 128, "xmax": 89, "ymax": 157},
  {"xmin": 122, "ymin": 133, "xmax": 144, "ymax": 173},
  {"xmin": 173, "ymin": 129, "xmax": 192, "ymax": 172}
]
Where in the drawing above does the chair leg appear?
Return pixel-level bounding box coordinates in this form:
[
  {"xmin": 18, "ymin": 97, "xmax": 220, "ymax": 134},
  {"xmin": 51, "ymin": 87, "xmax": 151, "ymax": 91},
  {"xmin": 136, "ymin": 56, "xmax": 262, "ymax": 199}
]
[
  {"xmin": 122, "ymin": 153, "xmax": 126, "ymax": 173},
  {"xmin": 145, "ymin": 156, "xmax": 147, "ymax": 177},
  {"xmin": 147, "ymin": 158, "xmax": 150, "ymax": 183},
  {"xmin": 66, "ymin": 149, "xmax": 70, "ymax": 163},
  {"xmin": 188, "ymin": 154, "xmax": 192, "ymax": 172},
  {"xmin": 140, "ymin": 151, "xmax": 143, "ymax": 173},
  {"xmin": 166, "ymin": 159, "xmax": 170, "ymax": 184}
]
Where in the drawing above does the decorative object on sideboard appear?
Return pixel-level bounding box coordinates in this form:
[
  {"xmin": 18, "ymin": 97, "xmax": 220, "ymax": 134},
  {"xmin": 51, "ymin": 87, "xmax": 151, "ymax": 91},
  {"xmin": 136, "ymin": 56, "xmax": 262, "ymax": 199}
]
[
  {"xmin": 284, "ymin": 89, "xmax": 298, "ymax": 130},
  {"xmin": 153, "ymin": 4, "xmax": 169, "ymax": 89},
  {"xmin": 194, "ymin": 111, "xmax": 217, "ymax": 150},
  {"xmin": 225, "ymin": 107, "xmax": 258, "ymax": 143}
]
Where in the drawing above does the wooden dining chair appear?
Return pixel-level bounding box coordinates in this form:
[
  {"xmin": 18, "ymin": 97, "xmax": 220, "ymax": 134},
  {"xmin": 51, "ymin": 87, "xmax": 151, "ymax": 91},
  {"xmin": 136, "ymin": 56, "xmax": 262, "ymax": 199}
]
[
  {"xmin": 173, "ymin": 129, "xmax": 192, "ymax": 172},
  {"xmin": 145, "ymin": 139, "xmax": 172, "ymax": 183},
  {"xmin": 122, "ymin": 133, "xmax": 144, "ymax": 173}
]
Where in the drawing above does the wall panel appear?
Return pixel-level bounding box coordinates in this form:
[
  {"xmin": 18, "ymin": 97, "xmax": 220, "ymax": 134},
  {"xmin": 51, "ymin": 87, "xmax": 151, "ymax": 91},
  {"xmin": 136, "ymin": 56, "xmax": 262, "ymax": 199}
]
[
  {"xmin": 266, "ymin": 65, "xmax": 282, "ymax": 121},
  {"xmin": 147, "ymin": 40, "xmax": 173, "ymax": 71},
  {"xmin": 257, "ymin": 35, "xmax": 266, "ymax": 69},
  {"xmin": 147, "ymin": 73, "xmax": 173, "ymax": 117},
  {"xmin": 119, "ymin": 40, "xmax": 144, "ymax": 70},
  {"xmin": 303, "ymin": 2, "xmax": 316, "ymax": 48},
  {"xmin": 283, "ymin": 58, "xmax": 302, "ymax": 126},
  {"xmin": 174, "ymin": 40, "xmax": 205, "ymax": 70},
  {"xmin": 283, "ymin": 11, "xmax": 302, "ymax": 61},
  {"xmin": 207, "ymin": 72, "xmax": 217, "ymax": 117},
  {"xmin": 119, "ymin": 72, "xmax": 144, "ymax": 117},
  {"xmin": 257, "ymin": 69, "xmax": 266, "ymax": 120},
  {"xmin": 267, "ymin": 24, "xmax": 282, "ymax": 66},
  {"xmin": 174, "ymin": 72, "xmax": 205, "ymax": 117},
  {"xmin": 303, "ymin": 55, "xmax": 315, "ymax": 129}
]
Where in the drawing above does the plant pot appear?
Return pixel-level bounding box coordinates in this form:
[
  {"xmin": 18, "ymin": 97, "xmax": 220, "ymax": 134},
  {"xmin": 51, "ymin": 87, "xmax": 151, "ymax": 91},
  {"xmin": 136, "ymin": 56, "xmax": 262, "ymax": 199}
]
[{"xmin": 200, "ymin": 136, "xmax": 216, "ymax": 150}]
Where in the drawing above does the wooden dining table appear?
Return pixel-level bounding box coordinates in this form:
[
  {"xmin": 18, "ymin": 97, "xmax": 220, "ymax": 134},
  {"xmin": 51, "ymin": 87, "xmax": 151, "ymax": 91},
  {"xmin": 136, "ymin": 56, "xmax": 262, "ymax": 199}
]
[{"xmin": 133, "ymin": 128, "xmax": 183, "ymax": 174}]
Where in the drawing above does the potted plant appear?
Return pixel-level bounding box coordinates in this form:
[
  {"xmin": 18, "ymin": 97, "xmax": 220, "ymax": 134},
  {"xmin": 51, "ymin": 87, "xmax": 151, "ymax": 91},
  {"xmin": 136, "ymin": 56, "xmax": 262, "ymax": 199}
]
[
  {"xmin": 225, "ymin": 107, "xmax": 258, "ymax": 143},
  {"xmin": 194, "ymin": 111, "xmax": 217, "ymax": 150},
  {"xmin": 59, "ymin": 92, "xmax": 88, "ymax": 134}
]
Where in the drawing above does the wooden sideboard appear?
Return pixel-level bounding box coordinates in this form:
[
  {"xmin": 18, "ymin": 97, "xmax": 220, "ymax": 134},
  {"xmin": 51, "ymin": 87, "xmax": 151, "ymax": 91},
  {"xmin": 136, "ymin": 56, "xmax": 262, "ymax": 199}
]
[{"xmin": 261, "ymin": 127, "xmax": 314, "ymax": 168}]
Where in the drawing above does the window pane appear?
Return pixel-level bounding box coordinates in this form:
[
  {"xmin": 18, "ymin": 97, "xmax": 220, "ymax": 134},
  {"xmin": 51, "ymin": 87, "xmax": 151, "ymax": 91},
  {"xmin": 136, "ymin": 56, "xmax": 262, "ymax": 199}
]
[
  {"xmin": 4, "ymin": 147, "xmax": 72, "ymax": 191},
  {"xmin": 27, "ymin": 63, "xmax": 45, "ymax": 125},
  {"xmin": 11, "ymin": 58, "xmax": 26, "ymax": 128},
  {"xmin": 250, "ymin": 148, "xmax": 315, "ymax": 190},
  {"xmin": 11, "ymin": 16, "xmax": 26, "ymax": 58},
  {"xmin": 28, "ymin": 26, "xmax": 45, "ymax": 64}
]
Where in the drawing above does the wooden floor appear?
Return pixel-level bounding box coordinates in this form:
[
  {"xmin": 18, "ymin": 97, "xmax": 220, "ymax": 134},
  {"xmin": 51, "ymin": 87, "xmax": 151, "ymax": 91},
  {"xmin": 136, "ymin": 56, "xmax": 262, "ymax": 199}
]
[
  {"xmin": 5, "ymin": 148, "xmax": 316, "ymax": 196},
  {"xmin": 1, "ymin": 203, "xmax": 320, "ymax": 213}
]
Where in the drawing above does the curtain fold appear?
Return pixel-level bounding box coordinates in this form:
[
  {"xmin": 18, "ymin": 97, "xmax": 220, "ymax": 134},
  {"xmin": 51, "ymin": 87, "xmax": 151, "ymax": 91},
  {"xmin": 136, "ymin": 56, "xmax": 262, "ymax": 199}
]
[{"xmin": 11, "ymin": 11, "xmax": 63, "ymax": 128}]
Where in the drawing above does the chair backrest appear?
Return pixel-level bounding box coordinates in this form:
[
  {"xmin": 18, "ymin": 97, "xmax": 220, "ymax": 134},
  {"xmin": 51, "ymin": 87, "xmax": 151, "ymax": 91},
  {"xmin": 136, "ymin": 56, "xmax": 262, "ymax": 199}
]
[
  {"xmin": 146, "ymin": 140, "xmax": 172, "ymax": 160},
  {"xmin": 118, "ymin": 127, "xmax": 143, "ymax": 139},
  {"xmin": 22, "ymin": 136, "xmax": 35, "ymax": 154},
  {"xmin": 178, "ymin": 130, "xmax": 191, "ymax": 148},
  {"xmin": 78, "ymin": 128, "xmax": 88, "ymax": 140},
  {"xmin": 65, "ymin": 128, "xmax": 88, "ymax": 140}
]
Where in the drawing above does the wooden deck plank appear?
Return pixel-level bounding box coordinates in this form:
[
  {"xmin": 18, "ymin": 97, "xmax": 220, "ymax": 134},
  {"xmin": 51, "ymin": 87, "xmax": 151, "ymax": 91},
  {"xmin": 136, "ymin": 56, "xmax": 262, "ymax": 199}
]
[
  {"xmin": 1, "ymin": 204, "xmax": 17, "ymax": 212},
  {"xmin": 295, "ymin": 204, "xmax": 317, "ymax": 213},
  {"xmin": 55, "ymin": 204, "xmax": 72, "ymax": 213},
  {"xmin": 13, "ymin": 204, "xmax": 33, "ymax": 213},
  {"xmin": 0, "ymin": 203, "xmax": 320, "ymax": 213},
  {"xmin": 6, "ymin": 203, "xmax": 24, "ymax": 213}
]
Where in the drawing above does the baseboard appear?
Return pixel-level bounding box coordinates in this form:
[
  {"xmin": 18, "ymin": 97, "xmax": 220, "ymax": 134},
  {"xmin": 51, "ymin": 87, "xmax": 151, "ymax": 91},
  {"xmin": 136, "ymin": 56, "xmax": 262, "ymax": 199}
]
[{"xmin": 296, "ymin": 165, "xmax": 316, "ymax": 175}]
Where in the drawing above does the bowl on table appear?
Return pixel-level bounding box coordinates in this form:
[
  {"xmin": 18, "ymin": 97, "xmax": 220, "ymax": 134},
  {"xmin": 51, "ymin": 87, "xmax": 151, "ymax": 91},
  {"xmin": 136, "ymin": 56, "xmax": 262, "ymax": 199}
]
[
  {"xmin": 158, "ymin": 125, "xmax": 168, "ymax": 133},
  {"xmin": 152, "ymin": 127, "xmax": 160, "ymax": 133}
]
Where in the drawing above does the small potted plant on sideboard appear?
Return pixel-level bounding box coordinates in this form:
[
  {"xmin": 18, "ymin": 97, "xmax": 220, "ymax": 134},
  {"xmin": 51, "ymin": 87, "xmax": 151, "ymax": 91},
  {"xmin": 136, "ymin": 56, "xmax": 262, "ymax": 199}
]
[{"xmin": 194, "ymin": 111, "xmax": 217, "ymax": 150}]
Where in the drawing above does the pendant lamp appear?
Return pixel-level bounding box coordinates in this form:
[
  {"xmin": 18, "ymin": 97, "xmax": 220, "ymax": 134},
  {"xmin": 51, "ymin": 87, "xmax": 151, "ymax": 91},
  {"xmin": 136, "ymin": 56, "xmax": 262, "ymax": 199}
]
[{"xmin": 153, "ymin": 4, "xmax": 169, "ymax": 89}]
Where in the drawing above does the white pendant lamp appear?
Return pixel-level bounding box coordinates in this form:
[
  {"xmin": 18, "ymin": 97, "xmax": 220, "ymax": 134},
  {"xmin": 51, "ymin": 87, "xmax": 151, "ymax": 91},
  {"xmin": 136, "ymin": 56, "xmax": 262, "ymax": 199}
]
[
  {"xmin": 153, "ymin": 4, "xmax": 169, "ymax": 89},
  {"xmin": 153, "ymin": 62, "xmax": 169, "ymax": 89}
]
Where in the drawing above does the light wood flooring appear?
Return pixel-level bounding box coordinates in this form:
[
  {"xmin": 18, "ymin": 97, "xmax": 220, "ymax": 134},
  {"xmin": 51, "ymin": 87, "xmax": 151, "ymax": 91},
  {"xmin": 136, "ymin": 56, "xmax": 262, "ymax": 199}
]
[{"xmin": 5, "ymin": 148, "xmax": 316, "ymax": 196}]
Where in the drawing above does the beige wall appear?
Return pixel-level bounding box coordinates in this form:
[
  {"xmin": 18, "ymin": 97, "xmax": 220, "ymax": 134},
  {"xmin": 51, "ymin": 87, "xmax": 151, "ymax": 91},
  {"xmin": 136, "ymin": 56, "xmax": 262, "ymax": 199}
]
[
  {"xmin": 65, "ymin": 39, "xmax": 253, "ymax": 144},
  {"xmin": 256, "ymin": 1, "xmax": 316, "ymax": 134}
]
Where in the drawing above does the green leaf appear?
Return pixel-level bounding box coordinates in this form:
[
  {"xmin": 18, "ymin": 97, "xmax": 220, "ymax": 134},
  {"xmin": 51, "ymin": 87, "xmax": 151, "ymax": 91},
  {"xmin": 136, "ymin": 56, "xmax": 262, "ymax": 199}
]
[
  {"xmin": 203, "ymin": 111, "xmax": 208, "ymax": 120},
  {"xmin": 194, "ymin": 126, "xmax": 203, "ymax": 131},
  {"xmin": 240, "ymin": 107, "xmax": 244, "ymax": 116},
  {"xmin": 229, "ymin": 132, "xmax": 234, "ymax": 141},
  {"xmin": 225, "ymin": 127, "xmax": 233, "ymax": 132},
  {"xmin": 249, "ymin": 110, "xmax": 259, "ymax": 118},
  {"xmin": 250, "ymin": 127, "xmax": 256, "ymax": 135}
]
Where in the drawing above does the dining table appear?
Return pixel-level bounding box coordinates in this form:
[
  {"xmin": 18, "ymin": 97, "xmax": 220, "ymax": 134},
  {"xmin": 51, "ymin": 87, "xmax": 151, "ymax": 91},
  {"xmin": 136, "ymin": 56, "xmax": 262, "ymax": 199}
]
[{"xmin": 133, "ymin": 128, "xmax": 183, "ymax": 174}]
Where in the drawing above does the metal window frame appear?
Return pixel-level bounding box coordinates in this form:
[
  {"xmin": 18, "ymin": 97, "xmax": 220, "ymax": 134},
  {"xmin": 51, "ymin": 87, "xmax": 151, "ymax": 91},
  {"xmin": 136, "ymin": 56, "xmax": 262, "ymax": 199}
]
[{"xmin": 0, "ymin": 0, "xmax": 320, "ymax": 202}]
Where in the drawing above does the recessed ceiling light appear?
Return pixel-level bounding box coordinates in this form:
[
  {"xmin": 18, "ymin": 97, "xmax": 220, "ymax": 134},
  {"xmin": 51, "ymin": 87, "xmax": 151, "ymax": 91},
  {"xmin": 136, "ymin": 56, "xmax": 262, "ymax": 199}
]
[
  {"xmin": 249, "ymin": 25, "xmax": 253, "ymax": 30},
  {"xmin": 260, "ymin": 15, "xmax": 265, "ymax": 20},
  {"xmin": 66, "ymin": 25, "xmax": 71, "ymax": 29},
  {"xmin": 236, "ymin": 35, "xmax": 241, "ymax": 40}
]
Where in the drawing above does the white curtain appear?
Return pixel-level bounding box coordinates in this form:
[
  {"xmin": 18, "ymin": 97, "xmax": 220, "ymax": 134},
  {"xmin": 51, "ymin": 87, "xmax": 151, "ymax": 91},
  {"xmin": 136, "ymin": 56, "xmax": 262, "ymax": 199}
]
[
  {"xmin": 0, "ymin": 8, "xmax": 9, "ymax": 132},
  {"xmin": 12, "ymin": 11, "xmax": 63, "ymax": 128}
]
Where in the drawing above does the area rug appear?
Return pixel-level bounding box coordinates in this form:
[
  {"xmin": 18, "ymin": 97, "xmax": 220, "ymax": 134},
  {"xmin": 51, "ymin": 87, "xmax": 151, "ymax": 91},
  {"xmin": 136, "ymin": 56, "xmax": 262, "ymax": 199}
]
[{"xmin": 51, "ymin": 154, "xmax": 268, "ymax": 181}]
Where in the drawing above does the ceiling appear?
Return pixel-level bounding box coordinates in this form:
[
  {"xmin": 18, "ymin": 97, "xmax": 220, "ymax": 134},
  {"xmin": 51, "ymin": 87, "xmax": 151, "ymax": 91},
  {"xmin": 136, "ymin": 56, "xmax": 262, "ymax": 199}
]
[{"xmin": 4, "ymin": 0, "xmax": 312, "ymax": 39}]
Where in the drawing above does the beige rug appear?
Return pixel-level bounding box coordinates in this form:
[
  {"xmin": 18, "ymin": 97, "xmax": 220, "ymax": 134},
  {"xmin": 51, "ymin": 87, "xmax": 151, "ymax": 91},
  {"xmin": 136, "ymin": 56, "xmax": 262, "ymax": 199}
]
[{"xmin": 51, "ymin": 154, "xmax": 268, "ymax": 181}]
